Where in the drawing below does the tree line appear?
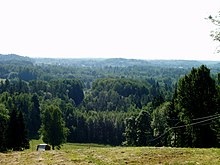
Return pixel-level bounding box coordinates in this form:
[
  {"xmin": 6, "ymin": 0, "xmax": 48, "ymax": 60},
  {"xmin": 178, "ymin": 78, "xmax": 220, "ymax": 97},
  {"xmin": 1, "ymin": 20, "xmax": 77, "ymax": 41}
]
[
  {"xmin": 124, "ymin": 65, "xmax": 220, "ymax": 147},
  {"xmin": 0, "ymin": 57, "xmax": 220, "ymax": 151}
]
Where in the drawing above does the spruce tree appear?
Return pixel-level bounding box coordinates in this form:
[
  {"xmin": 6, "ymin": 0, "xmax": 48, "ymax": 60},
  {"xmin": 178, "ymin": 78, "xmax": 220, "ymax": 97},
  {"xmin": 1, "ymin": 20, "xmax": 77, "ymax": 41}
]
[
  {"xmin": 174, "ymin": 65, "xmax": 218, "ymax": 147},
  {"xmin": 0, "ymin": 104, "xmax": 9, "ymax": 151},
  {"xmin": 29, "ymin": 94, "xmax": 41, "ymax": 139},
  {"xmin": 7, "ymin": 109, "xmax": 29, "ymax": 151},
  {"xmin": 17, "ymin": 111, "xmax": 29, "ymax": 149}
]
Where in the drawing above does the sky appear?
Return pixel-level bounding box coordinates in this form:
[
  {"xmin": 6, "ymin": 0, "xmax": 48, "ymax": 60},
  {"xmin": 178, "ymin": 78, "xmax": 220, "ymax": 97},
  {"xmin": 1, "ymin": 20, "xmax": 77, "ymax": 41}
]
[{"xmin": 0, "ymin": 0, "xmax": 220, "ymax": 61}]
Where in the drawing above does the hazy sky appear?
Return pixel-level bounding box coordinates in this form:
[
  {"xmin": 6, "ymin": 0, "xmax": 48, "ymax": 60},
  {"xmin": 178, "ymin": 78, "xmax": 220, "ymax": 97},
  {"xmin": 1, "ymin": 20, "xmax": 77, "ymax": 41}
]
[{"xmin": 0, "ymin": 0, "xmax": 220, "ymax": 61}]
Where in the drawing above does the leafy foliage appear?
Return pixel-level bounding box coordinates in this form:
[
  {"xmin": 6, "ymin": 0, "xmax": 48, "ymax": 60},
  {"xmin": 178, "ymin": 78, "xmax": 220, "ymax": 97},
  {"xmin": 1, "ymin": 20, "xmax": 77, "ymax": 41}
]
[
  {"xmin": 124, "ymin": 110, "xmax": 152, "ymax": 146},
  {"xmin": 0, "ymin": 55, "xmax": 220, "ymax": 151},
  {"xmin": 41, "ymin": 105, "xmax": 69, "ymax": 150}
]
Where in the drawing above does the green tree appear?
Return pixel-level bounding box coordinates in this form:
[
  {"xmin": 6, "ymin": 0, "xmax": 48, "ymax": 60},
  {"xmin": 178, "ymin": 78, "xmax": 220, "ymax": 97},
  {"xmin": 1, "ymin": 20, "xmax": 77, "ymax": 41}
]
[
  {"xmin": 41, "ymin": 105, "xmax": 69, "ymax": 150},
  {"xmin": 123, "ymin": 116, "xmax": 137, "ymax": 146},
  {"xmin": 0, "ymin": 104, "xmax": 9, "ymax": 151},
  {"xmin": 174, "ymin": 65, "xmax": 218, "ymax": 147},
  {"xmin": 211, "ymin": 81, "xmax": 220, "ymax": 147},
  {"xmin": 28, "ymin": 94, "xmax": 41, "ymax": 139},
  {"xmin": 136, "ymin": 110, "xmax": 152, "ymax": 146},
  {"xmin": 7, "ymin": 109, "xmax": 29, "ymax": 151},
  {"xmin": 17, "ymin": 111, "xmax": 29, "ymax": 149},
  {"xmin": 207, "ymin": 13, "xmax": 220, "ymax": 53},
  {"xmin": 151, "ymin": 102, "xmax": 170, "ymax": 146}
]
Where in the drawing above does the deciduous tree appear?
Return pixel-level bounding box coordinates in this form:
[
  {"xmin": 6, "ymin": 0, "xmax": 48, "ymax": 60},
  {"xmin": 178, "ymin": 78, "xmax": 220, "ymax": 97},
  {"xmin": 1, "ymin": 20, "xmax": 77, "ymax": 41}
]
[{"xmin": 41, "ymin": 105, "xmax": 69, "ymax": 150}]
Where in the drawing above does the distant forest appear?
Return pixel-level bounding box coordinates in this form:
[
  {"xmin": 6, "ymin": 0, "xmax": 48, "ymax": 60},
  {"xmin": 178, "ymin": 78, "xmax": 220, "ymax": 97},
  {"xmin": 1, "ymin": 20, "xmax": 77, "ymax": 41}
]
[{"xmin": 0, "ymin": 54, "xmax": 220, "ymax": 151}]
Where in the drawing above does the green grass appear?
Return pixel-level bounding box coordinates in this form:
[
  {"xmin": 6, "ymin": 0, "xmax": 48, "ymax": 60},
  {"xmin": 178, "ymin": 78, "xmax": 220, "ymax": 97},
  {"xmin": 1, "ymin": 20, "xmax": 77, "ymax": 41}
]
[
  {"xmin": 1, "ymin": 141, "xmax": 220, "ymax": 165},
  {"xmin": 29, "ymin": 139, "xmax": 44, "ymax": 151}
]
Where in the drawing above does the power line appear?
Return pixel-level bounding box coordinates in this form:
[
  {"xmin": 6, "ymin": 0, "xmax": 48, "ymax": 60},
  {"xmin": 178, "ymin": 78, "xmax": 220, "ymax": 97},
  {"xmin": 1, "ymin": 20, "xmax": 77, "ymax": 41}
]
[
  {"xmin": 168, "ymin": 114, "xmax": 220, "ymax": 122},
  {"xmin": 171, "ymin": 115, "xmax": 220, "ymax": 129},
  {"xmin": 149, "ymin": 114, "xmax": 220, "ymax": 143},
  {"xmin": 192, "ymin": 114, "xmax": 220, "ymax": 121}
]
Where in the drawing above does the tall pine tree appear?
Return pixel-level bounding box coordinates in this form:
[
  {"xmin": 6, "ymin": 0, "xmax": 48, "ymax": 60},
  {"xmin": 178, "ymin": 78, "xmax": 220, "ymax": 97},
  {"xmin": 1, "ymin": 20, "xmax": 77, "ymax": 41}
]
[
  {"xmin": 7, "ymin": 109, "xmax": 29, "ymax": 151},
  {"xmin": 0, "ymin": 104, "xmax": 9, "ymax": 151},
  {"xmin": 28, "ymin": 94, "xmax": 41, "ymax": 139}
]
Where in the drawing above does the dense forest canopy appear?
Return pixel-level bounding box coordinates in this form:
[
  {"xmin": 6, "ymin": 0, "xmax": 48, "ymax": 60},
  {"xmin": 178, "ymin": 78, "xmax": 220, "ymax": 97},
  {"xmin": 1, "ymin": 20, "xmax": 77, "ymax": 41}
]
[{"xmin": 0, "ymin": 54, "xmax": 219, "ymax": 151}]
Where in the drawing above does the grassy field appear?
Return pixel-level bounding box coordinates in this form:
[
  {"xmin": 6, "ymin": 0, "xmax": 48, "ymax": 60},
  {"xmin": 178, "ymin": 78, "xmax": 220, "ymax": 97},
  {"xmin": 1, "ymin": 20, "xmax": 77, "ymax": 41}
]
[{"xmin": 0, "ymin": 141, "xmax": 220, "ymax": 165}]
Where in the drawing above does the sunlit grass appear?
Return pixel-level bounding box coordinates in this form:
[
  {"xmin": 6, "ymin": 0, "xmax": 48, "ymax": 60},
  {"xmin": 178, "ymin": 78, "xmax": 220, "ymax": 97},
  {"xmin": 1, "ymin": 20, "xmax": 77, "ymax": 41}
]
[
  {"xmin": 28, "ymin": 139, "xmax": 44, "ymax": 151},
  {"xmin": 1, "ymin": 141, "xmax": 220, "ymax": 165}
]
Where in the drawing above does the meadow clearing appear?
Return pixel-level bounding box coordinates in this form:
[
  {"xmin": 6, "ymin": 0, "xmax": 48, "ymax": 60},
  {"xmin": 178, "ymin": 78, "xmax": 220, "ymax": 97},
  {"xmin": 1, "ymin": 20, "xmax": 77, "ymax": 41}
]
[{"xmin": 0, "ymin": 140, "xmax": 220, "ymax": 165}]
